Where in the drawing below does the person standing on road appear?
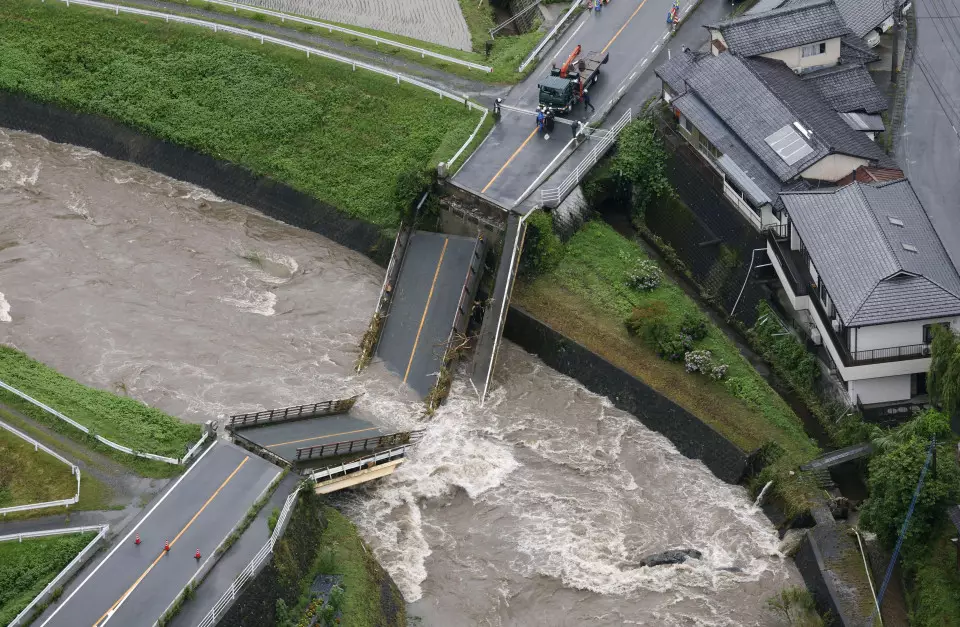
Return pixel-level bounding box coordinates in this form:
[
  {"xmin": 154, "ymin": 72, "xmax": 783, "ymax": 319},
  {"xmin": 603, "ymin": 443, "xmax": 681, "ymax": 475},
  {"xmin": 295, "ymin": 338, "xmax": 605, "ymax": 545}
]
[
  {"xmin": 536, "ymin": 107, "xmax": 546, "ymax": 134},
  {"xmin": 583, "ymin": 89, "xmax": 595, "ymax": 112}
]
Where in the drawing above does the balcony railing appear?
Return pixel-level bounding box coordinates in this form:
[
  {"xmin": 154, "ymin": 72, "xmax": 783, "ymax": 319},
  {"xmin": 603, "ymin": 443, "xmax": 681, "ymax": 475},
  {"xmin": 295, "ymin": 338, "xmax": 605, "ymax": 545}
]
[
  {"xmin": 851, "ymin": 344, "xmax": 930, "ymax": 365},
  {"xmin": 766, "ymin": 231, "xmax": 808, "ymax": 297},
  {"xmin": 805, "ymin": 283, "xmax": 931, "ymax": 367}
]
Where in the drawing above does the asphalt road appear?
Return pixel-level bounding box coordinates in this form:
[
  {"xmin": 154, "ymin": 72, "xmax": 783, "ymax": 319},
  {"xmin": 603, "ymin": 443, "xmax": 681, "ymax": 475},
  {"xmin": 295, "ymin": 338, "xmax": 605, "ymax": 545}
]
[
  {"xmin": 377, "ymin": 232, "xmax": 478, "ymax": 398},
  {"xmin": 240, "ymin": 414, "xmax": 382, "ymax": 461},
  {"xmin": 898, "ymin": 0, "xmax": 960, "ymax": 270},
  {"xmin": 37, "ymin": 442, "xmax": 280, "ymax": 627},
  {"xmin": 454, "ymin": 0, "xmax": 687, "ymax": 208}
]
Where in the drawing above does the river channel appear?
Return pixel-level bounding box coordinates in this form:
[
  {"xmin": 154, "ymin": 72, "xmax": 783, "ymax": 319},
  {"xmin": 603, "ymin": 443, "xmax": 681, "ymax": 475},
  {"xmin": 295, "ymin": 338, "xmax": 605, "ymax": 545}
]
[{"xmin": 0, "ymin": 128, "xmax": 800, "ymax": 626}]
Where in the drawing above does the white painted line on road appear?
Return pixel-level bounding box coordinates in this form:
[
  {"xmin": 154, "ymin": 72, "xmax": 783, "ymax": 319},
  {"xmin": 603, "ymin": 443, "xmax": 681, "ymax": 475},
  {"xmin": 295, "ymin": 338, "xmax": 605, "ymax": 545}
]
[
  {"xmin": 640, "ymin": 57, "xmax": 647, "ymax": 65},
  {"xmin": 630, "ymin": 72, "xmax": 637, "ymax": 80},
  {"xmin": 619, "ymin": 85, "xmax": 625, "ymax": 94},
  {"xmin": 39, "ymin": 442, "xmax": 220, "ymax": 627},
  {"xmin": 652, "ymin": 43, "xmax": 660, "ymax": 53},
  {"xmin": 555, "ymin": 21, "xmax": 586, "ymax": 60}
]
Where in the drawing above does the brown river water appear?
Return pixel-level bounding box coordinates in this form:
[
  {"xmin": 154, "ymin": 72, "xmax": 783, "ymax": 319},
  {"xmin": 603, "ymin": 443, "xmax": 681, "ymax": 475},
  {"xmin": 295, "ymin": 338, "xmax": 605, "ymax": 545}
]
[{"xmin": 0, "ymin": 128, "xmax": 800, "ymax": 626}]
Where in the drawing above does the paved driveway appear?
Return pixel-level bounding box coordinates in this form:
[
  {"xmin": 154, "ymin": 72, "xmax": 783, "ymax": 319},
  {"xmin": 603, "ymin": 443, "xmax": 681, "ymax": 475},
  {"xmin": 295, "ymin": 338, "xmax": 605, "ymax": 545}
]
[{"xmin": 897, "ymin": 0, "xmax": 960, "ymax": 269}]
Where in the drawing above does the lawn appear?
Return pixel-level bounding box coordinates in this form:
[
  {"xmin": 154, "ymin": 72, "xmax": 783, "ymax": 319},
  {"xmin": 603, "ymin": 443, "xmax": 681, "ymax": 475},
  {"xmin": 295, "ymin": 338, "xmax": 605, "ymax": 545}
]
[
  {"xmin": 515, "ymin": 221, "xmax": 818, "ymax": 461},
  {"xmin": 144, "ymin": 0, "xmax": 543, "ymax": 83},
  {"xmin": 0, "ymin": 532, "xmax": 96, "ymax": 626},
  {"xmin": 0, "ymin": 428, "xmax": 76, "ymax": 510},
  {"xmin": 0, "ymin": 0, "xmax": 483, "ymax": 229},
  {"xmin": 0, "ymin": 347, "xmax": 200, "ymax": 461}
]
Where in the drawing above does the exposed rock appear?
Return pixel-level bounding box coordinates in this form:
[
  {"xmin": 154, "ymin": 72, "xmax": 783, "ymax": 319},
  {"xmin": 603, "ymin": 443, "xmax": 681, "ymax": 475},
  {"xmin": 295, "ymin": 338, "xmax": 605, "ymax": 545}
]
[
  {"xmin": 638, "ymin": 548, "xmax": 703, "ymax": 567},
  {"xmin": 779, "ymin": 528, "xmax": 806, "ymax": 557},
  {"xmin": 829, "ymin": 497, "xmax": 851, "ymax": 520}
]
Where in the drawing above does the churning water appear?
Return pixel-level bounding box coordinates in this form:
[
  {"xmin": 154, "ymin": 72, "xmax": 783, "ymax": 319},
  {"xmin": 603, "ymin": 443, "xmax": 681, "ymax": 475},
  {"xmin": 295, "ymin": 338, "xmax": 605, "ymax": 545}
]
[{"xmin": 0, "ymin": 128, "xmax": 799, "ymax": 625}]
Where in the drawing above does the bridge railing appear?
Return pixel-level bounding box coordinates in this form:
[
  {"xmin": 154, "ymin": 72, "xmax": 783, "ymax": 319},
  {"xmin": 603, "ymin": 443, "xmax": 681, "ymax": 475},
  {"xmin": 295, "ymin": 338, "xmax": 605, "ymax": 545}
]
[
  {"xmin": 195, "ymin": 486, "xmax": 301, "ymax": 627},
  {"xmin": 227, "ymin": 396, "xmax": 358, "ymax": 430},
  {"xmin": 303, "ymin": 444, "xmax": 414, "ymax": 482},
  {"xmin": 540, "ymin": 108, "xmax": 632, "ymax": 208},
  {"xmin": 295, "ymin": 429, "xmax": 426, "ymax": 461}
]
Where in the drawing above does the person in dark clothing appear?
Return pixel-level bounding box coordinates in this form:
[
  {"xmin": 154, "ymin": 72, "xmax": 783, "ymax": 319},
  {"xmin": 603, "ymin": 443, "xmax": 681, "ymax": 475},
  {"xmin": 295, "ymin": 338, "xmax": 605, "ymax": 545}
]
[{"xmin": 583, "ymin": 89, "xmax": 595, "ymax": 112}]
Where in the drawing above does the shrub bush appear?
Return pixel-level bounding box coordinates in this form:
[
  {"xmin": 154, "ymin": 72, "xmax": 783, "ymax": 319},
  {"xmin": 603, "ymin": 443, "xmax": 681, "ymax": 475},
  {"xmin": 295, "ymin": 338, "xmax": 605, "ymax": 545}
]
[
  {"xmin": 657, "ymin": 332, "xmax": 694, "ymax": 362},
  {"xmin": 684, "ymin": 349, "xmax": 728, "ymax": 380},
  {"xmin": 624, "ymin": 301, "xmax": 668, "ymax": 336},
  {"xmin": 626, "ymin": 258, "xmax": 662, "ymax": 291},
  {"xmin": 519, "ymin": 211, "xmax": 563, "ymax": 278},
  {"xmin": 679, "ymin": 311, "xmax": 708, "ymax": 341}
]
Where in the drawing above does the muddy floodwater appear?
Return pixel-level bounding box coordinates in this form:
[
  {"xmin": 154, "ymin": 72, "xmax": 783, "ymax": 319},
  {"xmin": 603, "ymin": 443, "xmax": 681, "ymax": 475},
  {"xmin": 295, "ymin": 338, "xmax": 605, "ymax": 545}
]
[{"xmin": 0, "ymin": 128, "xmax": 800, "ymax": 626}]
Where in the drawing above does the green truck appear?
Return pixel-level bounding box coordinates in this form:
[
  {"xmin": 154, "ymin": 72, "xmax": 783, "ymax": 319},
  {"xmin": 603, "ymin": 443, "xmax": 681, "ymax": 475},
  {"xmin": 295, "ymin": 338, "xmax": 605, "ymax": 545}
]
[{"xmin": 538, "ymin": 46, "xmax": 609, "ymax": 115}]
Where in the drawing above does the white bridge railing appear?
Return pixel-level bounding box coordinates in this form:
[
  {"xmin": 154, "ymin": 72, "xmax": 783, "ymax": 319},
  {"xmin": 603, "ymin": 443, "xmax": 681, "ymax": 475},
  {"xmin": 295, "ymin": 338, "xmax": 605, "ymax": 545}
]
[
  {"xmin": 518, "ymin": 0, "xmax": 581, "ymax": 72},
  {"xmin": 0, "ymin": 378, "xmax": 205, "ymax": 466},
  {"xmin": 179, "ymin": 0, "xmax": 493, "ymax": 73},
  {"xmin": 5, "ymin": 525, "xmax": 109, "ymax": 627},
  {"xmin": 302, "ymin": 444, "xmax": 413, "ymax": 483},
  {"xmin": 540, "ymin": 108, "xmax": 632, "ymax": 208},
  {"xmin": 49, "ymin": 0, "xmax": 486, "ymax": 116},
  {"xmin": 195, "ymin": 487, "xmax": 301, "ymax": 627}
]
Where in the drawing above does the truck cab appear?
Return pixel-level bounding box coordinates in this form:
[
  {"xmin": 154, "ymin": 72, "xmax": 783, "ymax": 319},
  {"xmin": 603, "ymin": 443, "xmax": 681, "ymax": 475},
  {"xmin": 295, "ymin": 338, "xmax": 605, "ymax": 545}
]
[{"xmin": 538, "ymin": 76, "xmax": 577, "ymax": 114}]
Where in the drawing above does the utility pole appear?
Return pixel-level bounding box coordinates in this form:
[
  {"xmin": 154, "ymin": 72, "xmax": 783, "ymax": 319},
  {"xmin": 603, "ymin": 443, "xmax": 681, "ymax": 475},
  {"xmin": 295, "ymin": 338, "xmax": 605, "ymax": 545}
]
[{"xmin": 891, "ymin": 0, "xmax": 902, "ymax": 84}]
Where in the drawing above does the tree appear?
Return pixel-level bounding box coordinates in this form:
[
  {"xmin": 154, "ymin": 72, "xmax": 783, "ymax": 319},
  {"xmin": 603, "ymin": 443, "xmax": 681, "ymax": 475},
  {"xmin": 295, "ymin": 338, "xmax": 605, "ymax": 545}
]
[
  {"xmin": 518, "ymin": 210, "xmax": 563, "ymax": 278},
  {"xmin": 860, "ymin": 413, "xmax": 960, "ymax": 557},
  {"xmin": 929, "ymin": 324, "xmax": 960, "ymax": 415},
  {"xmin": 609, "ymin": 117, "xmax": 672, "ymax": 223}
]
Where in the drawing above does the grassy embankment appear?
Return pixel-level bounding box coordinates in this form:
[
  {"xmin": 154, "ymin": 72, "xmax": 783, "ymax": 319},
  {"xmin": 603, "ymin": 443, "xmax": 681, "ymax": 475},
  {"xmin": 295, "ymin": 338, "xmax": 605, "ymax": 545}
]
[
  {"xmin": 515, "ymin": 221, "xmax": 820, "ymax": 511},
  {"xmin": 908, "ymin": 518, "xmax": 960, "ymax": 626},
  {"xmin": 0, "ymin": 0, "xmax": 483, "ymax": 230},
  {"xmin": 0, "ymin": 428, "xmax": 76, "ymax": 510},
  {"xmin": 0, "ymin": 347, "xmax": 199, "ymax": 477},
  {"xmin": 148, "ymin": 0, "xmax": 543, "ymax": 84},
  {"xmin": 0, "ymin": 532, "xmax": 96, "ymax": 626}
]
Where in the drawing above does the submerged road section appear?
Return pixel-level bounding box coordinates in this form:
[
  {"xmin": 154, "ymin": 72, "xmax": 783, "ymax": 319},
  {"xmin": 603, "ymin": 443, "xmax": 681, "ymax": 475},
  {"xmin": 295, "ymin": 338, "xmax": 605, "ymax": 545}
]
[
  {"xmin": 454, "ymin": 0, "xmax": 684, "ymax": 207},
  {"xmin": 37, "ymin": 442, "xmax": 280, "ymax": 627}
]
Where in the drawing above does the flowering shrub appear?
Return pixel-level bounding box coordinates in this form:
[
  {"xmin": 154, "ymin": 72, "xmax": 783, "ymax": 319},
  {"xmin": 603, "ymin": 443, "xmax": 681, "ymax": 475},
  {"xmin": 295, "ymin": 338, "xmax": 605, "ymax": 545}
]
[
  {"xmin": 626, "ymin": 259, "xmax": 662, "ymax": 291},
  {"xmin": 684, "ymin": 349, "xmax": 728, "ymax": 380},
  {"xmin": 679, "ymin": 311, "xmax": 708, "ymax": 341}
]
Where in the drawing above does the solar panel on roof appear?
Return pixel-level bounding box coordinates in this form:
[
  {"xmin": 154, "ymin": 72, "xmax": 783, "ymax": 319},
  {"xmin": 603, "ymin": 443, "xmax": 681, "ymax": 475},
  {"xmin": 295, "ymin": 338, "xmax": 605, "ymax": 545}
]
[{"xmin": 765, "ymin": 125, "xmax": 814, "ymax": 166}]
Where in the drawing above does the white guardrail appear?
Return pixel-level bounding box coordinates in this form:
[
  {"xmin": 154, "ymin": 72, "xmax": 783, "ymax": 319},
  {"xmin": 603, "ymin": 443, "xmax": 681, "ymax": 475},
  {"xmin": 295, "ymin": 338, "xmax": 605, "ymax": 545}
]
[
  {"xmin": 0, "ymin": 419, "xmax": 80, "ymax": 515},
  {"xmin": 5, "ymin": 525, "xmax": 109, "ymax": 627},
  {"xmin": 0, "ymin": 379, "xmax": 206, "ymax": 465},
  {"xmin": 303, "ymin": 444, "xmax": 412, "ymax": 482},
  {"xmin": 181, "ymin": 0, "xmax": 493, "ymax": 72},
  {"xmin": 540, "ymin": 108, "xmax": 632, "ymax": 208},
  {"xmin": 195, "ymin": 487, "xmax": 301, "ymax": 627},
  {"xmin": 50, "ymin": 0, "xmax": 487, "ymax": 117},
  {"xmin": 518, "ymin": 0, "xmax": 581, "ymax": 72}
]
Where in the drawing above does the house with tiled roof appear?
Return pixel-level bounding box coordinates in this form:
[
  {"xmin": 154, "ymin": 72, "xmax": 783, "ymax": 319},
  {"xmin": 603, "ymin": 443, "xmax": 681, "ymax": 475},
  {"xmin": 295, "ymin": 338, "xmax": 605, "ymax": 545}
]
[
  {"xmin": 656, "ymin": 49, "xmax": 894, "ymax": 228},
  {"xmin": 740, "ymin": 0, "xmax": 911, "ymax": 42},
  {"xmin": 767, "ymin": 180, "xmax": 960, "ymax": 405}
]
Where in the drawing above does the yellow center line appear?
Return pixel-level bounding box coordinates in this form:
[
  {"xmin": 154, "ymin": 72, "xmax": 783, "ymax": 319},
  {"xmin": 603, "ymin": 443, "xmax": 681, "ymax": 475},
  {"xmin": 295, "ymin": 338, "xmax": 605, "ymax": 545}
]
[
  {"xmin": 601, "ymin": 0, "xmax": 650, "ymax": 55},
  {"xmin": 93, "ymin": 457, "xmax": 249, "ymax": 627},
  {"xmin": 482, "ymin": 128, "xmax": 538, "ymax": 194},
  {"xmin": 265, "ymin": 427, "xmax": 379, "ymax": 449},
  {"xmin": 404, "ymin": 238, "xmax": 448, "ymax": 383}
]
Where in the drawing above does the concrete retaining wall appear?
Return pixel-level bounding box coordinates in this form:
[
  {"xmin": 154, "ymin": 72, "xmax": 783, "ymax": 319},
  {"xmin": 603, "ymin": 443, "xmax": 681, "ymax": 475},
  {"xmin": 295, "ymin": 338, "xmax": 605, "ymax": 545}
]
[
  {"xmin": 0, "ymin": 91, "xmax": 392, "ymax": 266},
  {"xmin": 503, "ymin": 306, "xmax": 751, "ymax": 483}
]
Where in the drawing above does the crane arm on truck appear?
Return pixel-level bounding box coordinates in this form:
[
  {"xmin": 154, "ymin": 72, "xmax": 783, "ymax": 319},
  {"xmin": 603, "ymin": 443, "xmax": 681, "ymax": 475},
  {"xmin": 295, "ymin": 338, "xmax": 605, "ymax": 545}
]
[{"xmin": 558, "ymin": 45, "xmax": 581, "ymax": 78}]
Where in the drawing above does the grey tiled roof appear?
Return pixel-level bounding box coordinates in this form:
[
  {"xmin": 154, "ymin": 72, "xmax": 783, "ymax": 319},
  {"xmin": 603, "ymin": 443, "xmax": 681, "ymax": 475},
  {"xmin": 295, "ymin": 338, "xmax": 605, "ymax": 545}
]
[
  {"xmin": 671, "ymin": 91, "xmax": 784, "ymax": 204},
  {"xmin": 840, "ymin": 34, "xmax": 881, "ymax": 64},
  {"xmin": 833, "ymin": 0, "xmax": 904, "ymax": 37},
  {"xmin": 802, "ymin": 63, "xmax": 888, "ymax": 113},
  {"xmin": 709, "ymin": 0, "xmax": 850, "ymax": 57},
  {"xmin": 780, "ymin": 180, "xmax": 960, "ymax": 326},
  {"xmin": 657, "ymin": 52, "xmax": 828, "ymax": 180},
  {"xmin": 747, "ymin": 0, "xmax": 789, "ymax": 14},
  {"xmin": 744, "ymin": 57, "xmax": 891, "ymax": 165}
]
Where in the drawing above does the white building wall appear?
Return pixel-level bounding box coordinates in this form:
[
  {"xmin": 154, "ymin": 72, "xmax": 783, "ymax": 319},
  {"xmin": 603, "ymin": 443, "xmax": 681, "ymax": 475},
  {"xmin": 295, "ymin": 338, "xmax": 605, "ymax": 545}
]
[
  {"xmin": 759, "ymin": 38, "xmax": 841, "ymax": 71},
  {"xmin": 849, "ymin": 375, "xmax": 913, "ymax": 404},
  {"xmin": 801, "ymin": 154, "xmax": 870, "ymax": 182},
  {"xmin": 853, "ymin": 318, "xmax": 958, "ymax": 351}
]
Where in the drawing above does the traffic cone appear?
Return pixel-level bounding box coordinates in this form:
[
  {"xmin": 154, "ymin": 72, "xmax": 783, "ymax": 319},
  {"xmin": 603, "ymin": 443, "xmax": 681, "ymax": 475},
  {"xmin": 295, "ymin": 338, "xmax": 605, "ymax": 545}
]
[
  {"xmin": 195, "ymin": 548, "xmax": 201, "ymax": 560},
  {"xmin": 134, "ymin": 534, "xmax": 140, "ymax": 546},
  {"xmin": 164, "ymin": 540, "xmax": 170, "ymax": 552}
]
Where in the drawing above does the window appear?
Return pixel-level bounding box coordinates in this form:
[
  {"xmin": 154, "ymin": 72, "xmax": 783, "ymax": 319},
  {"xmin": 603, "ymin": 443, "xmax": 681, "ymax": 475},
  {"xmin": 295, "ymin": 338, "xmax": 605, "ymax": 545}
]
[
  {"xmin": 681, "ymin": 115, "xmax": 694, "ymax": 133},
  {"xmin": 698, "ymin": 134, "xmax": 722, "ymax": 159},
  {"xmin": 923, "ymin": 322, "xmax": 950, "ymax": 344},
  {"xmin": 801, "ymin": 42, "xmax": 827, "ymax": 57}
]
